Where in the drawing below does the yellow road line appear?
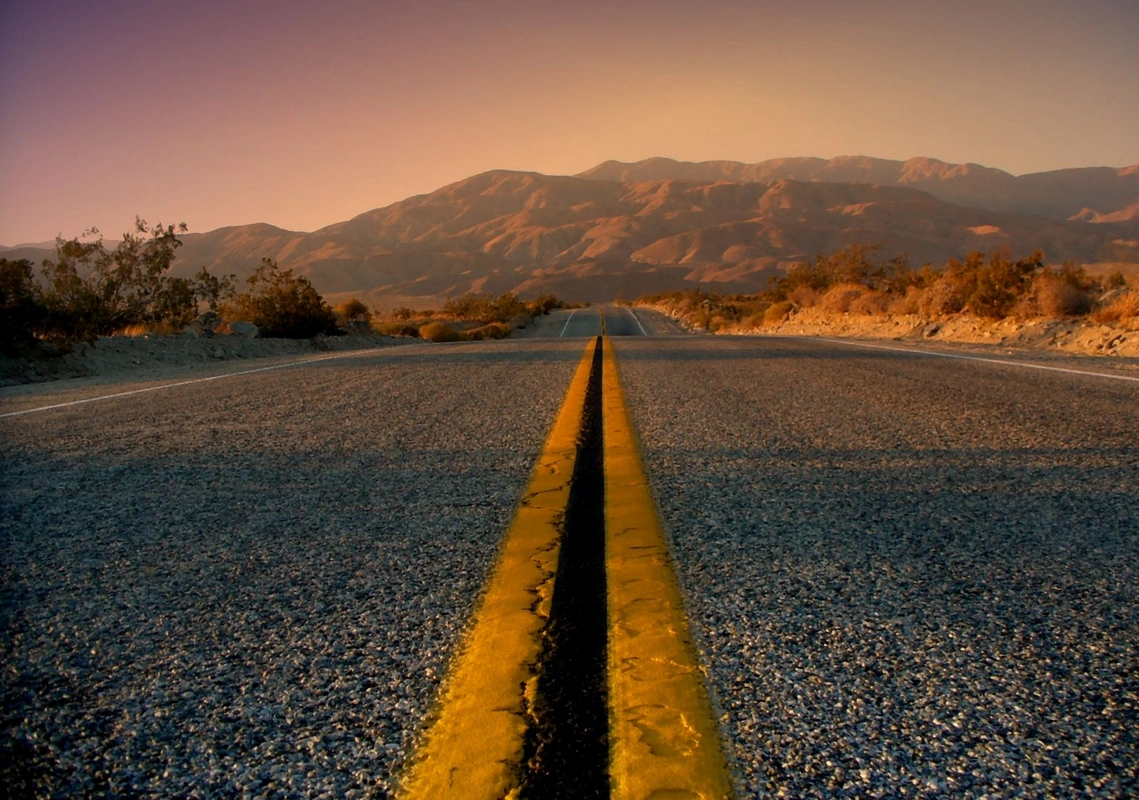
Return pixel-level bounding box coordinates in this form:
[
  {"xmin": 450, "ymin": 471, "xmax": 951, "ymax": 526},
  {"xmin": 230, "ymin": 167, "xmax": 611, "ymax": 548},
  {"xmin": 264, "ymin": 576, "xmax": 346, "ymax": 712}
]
[
  {"xmin": 602, "ymin": 336, "xmax": 734, "ymax": 800},
  {"xmin": 398, "ymin": 338, "xmax": 599, "ymax": 800}
]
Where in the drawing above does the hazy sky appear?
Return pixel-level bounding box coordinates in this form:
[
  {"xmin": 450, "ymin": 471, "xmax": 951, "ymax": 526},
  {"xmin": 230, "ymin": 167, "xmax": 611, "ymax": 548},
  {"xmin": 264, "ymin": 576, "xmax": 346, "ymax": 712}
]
[{"xmin": 2, "ymin": 0, "xmax": 1137, "ymax": 244}]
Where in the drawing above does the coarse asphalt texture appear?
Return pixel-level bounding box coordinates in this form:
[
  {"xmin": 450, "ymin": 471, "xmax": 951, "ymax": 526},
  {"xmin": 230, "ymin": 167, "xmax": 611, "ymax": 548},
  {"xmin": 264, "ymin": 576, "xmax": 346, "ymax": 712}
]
[
  {"xmin": 2, "ymin": 316, "xmax": 1137, "ymax": 798},
  {"xmin": 1, "ymin": 340, "xmax": 584, "ymax": 798},
  {"xmin": 613, "ymin": 334, "xmax": 1138, "ymax": 798}
]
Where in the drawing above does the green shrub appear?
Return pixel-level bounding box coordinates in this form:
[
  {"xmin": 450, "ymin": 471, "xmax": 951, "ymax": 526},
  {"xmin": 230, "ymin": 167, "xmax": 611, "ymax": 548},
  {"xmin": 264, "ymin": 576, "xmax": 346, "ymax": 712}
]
[
  {"xmin": 36, "ymin": 220, "xmax": 234, "ymax": 341},
  {"xmin": 224, "ymin": 257, "xmax": 338, "ymax": 338},
  {"xmin": 1, "ymin": 258, "xmax": 47, "ymax": 354}
]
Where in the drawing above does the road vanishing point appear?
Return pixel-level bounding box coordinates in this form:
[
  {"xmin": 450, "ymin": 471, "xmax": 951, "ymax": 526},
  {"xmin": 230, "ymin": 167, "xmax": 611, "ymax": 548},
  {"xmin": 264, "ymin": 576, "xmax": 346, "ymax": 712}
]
[{"xmin": 2, "ymin": 305, "xmax": 1137, "ymax": 799}]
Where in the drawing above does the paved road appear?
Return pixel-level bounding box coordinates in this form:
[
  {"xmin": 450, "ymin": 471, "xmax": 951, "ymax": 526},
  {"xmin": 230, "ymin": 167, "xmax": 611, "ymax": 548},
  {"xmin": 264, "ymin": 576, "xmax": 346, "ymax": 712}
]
[
  {"xmin": 545, "ymin": 305, "xmax": 665, "ymax": 338},
  {"xmin": 0, "ymin": 341, "xmax": 584, "ymax": 798},
  {"xmin": 613, "ymin": 335, "xmax": 1139, "ymax": 798},
  {"xmin": 2, "ymin": 332, "xmax": 1137, "ymax": 798}
]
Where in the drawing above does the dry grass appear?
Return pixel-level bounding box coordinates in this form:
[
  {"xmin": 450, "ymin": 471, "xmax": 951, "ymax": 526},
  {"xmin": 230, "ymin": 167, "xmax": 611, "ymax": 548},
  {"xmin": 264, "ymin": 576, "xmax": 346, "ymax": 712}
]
[
  {"xmin": 1034, "ymin": 278, "xmax": 1093, "ymax": 318},
  {"xmin": 464, "ymin": 322, "xmax": 513, "ymax": 340},
  {"xmin": 419, "ymin": 321, "xmax": 462, "ymax": 342},
  {"xmin": 763, "ymin": 301, "xmax": 794, "ymax": 325},
  {"xmin": 373, "ymin": 320, "xmax": 421, "ymax": 338},
  {"xmin": 819, "ymin": 283, "xmax": 868, "ymax": 314},
  {"xmin": 787, "ymin": 285, "xmax": 818, "ymax": 308},
  {"xmin": 888, "ymin": 286, "xmax": 924, "ymax": 315},
  {"xmin": 333, "ymin": 298, "xmax": 371, "ymax": 323},
  {"xmin": 1091, "ymin": 291, "xmax": 1139, "ymax": 325},
  {"xmin": 918, "ymin": 278, "xmax": 964, "ymax": 318},
  {"xmin": 113, "ymin": 321, "xmax": 184, "ymax": 337}
]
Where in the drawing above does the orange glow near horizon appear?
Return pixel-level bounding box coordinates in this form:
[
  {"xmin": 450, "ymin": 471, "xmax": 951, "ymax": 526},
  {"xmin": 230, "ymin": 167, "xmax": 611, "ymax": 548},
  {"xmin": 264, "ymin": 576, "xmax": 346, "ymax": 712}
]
[{"xmin": 1, "ymin": 0, "xmax": 1137, "ymax": 244}]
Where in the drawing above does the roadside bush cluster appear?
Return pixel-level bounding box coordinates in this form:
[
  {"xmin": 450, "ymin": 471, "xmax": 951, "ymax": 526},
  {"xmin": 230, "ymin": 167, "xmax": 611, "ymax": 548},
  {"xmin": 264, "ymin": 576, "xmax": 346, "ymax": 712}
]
[
  {"xmin": 0, "ymin": 220, "xmax": 368, "ymax": 355},
  {"xmin": 640, "ymin": 244, "xmax": 1136, "ymax": 332},
  {"xmin": 1, "ymin": 220, "xmax": 234, "ymax": 354},
  {"xmin": 221, "ymin": 257, "xmax": 340, "ymax": 339},
  {"xmin": 375, "ymin": 291, "xmax": 576, "ymax": 341},
  {"xmin": 441, "ymin": 292, "xmax": 530, "ymax": 324}
]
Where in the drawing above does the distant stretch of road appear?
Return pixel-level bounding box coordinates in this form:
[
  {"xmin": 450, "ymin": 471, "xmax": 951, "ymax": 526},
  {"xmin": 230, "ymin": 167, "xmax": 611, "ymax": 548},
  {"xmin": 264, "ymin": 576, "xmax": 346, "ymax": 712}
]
[
  {"xmin": 555, "ymin": 305, "xmax": 651, "ymax": 338},
  {"xmin": 2, "ymin": 311, "xmax": 1136, "ymax": 798}
]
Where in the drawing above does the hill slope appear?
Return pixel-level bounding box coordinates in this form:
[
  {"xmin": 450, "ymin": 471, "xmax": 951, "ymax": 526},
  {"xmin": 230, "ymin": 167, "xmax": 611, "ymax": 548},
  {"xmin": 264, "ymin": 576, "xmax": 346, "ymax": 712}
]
[
  {"xmin": 13, "ymin": 165, "xmax": 1139, "ymax": 306},
  {"xmin": 578, "ymin": 156, "xmax": 1139, "ymax": 222}
]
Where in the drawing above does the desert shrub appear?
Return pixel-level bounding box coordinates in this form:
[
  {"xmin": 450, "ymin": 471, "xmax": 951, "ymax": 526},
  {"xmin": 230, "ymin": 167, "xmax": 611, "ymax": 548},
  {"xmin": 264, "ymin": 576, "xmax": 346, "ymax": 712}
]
[
  {"xmin": 787, "ymin": 285, "xmax": 819, "ymax": 308},
  {"xmin": 849, "ymin": 289, "xmax": 891, "ymax": 315},
  {"xmin": 706, "ymin": 315, "xmax": 734, "ymax": 333},
  {"xmin": 819, "ymin": 283, "xmax": 869, "ymax": 314},
  {"xmin": 374, "ymin": 321, "xmax": 420, "ymax": 338},
  {"xmin": 334, "ymin": 298, "xmax": 371, "ymax": 323},
  {"xmin": 888, "ymin": 286, "xmax": 924, "ymax": 315},
  {"xmin": 465, "ymin": 322, "xmax": 513, "ymax": 340},
  {"xmin": 1, "ymin": 258, "xmax": 47, "ymax": 354},
  {"xmin": 36, "ymin": 220, "xmax": 234, "ymax": 341},
  {"xmin": 1091, "ymin": 291, "xmax": 1139, "ymax": 325},
  {"xmin": 947, "ymin": 250, "xmax": 1044, "ymax": 318},
  {"xmin": 918, "ymin": 277, "xmax": 965, "ymax": 318},
  {"xmin": 442, "ymin": 292, "xmax": 529, "ymax": 324},
  {"xmin": 526, "ymin": 294, "xmax": 564, "ymax": 316},
  {"xmin": 224, "ymin": 257, "xmax": 338, "ymax": 338},
  {"xmin": 1033, "ymin": 276, "xmax": 1093, "ymax": 318},
  {"xmin": 419, "ymin": 321, "xmax": 462, "ymax": 342},
  {"xmin": 763, "ymin": 301, "xmax": 794, "ymax": 325}
]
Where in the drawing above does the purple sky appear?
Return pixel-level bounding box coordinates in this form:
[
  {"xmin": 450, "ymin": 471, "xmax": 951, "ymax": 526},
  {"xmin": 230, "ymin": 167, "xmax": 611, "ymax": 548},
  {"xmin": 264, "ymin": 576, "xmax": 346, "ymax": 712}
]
[{"xmin": 2, "ymin": 0, "xmax": 1137, "ymax": 244}]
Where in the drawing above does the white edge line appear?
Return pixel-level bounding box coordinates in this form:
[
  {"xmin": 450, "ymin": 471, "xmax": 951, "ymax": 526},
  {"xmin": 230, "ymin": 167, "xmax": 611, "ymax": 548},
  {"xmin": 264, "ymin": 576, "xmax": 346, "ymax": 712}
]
[
  {"xmin": 808, "ymin": 336, "xmax": 1139, "ymax": 383},
  {"xmin": 558, "ymin": 308, "xmax": 579, "ymax": 338},
  {"xmin": 0, "ymin": 348, "xmax": 384, "ymax": 420},
  {"xmin": 624, "ymin": 306, "xmax": 648, "ymax": 336}
]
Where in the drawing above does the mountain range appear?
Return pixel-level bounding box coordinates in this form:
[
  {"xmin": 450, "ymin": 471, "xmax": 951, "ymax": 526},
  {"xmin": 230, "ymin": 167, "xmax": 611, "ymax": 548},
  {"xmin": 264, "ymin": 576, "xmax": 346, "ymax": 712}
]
[{"xmin": 6, "ymin": 156, "xmax": 1139, "ymax": 306}]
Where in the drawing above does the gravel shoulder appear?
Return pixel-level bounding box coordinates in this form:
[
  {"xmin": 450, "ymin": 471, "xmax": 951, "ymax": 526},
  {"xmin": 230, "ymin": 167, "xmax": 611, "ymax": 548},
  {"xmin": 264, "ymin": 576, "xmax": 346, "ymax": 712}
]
[
  {"xmin": 0, "ymin": 339, "xmax": 583, "ymax": 798},
  {"xmin": 613, "ymin": 335, "xmax": 1139, "ymax": 798},
  {"xmin": 0, "ymin": 331, "xmax": 422, "ymax": 390}
]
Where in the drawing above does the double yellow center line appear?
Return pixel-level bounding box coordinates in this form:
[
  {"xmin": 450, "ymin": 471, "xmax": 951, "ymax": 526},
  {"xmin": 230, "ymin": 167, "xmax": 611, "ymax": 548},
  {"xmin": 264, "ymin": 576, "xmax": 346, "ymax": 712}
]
[{"xmin": 399, "ymin": 337, "xmax": 733, "ymax": 799}]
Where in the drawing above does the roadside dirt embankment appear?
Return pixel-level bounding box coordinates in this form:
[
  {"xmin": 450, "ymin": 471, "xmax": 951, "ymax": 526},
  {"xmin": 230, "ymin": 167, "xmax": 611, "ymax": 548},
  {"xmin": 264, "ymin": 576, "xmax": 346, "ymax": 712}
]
[
  {"xmin": 0, "ymin": 331, "xmax": 421, "ymax": 387},
  {"xmin": 641, "ymin": 304, "xmax": 1139, "ymax": 359}
]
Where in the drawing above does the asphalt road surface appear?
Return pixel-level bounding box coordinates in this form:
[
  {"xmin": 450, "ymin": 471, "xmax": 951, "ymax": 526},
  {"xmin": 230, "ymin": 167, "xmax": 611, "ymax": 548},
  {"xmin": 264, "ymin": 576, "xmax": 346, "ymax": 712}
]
[
  {"xmin": 548, "ymin": 305, "xmax": 658, "ymax": 338},
  {"xmin": 2, "ymin": 325, "xmax": 1137, "ymax": 798}
]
